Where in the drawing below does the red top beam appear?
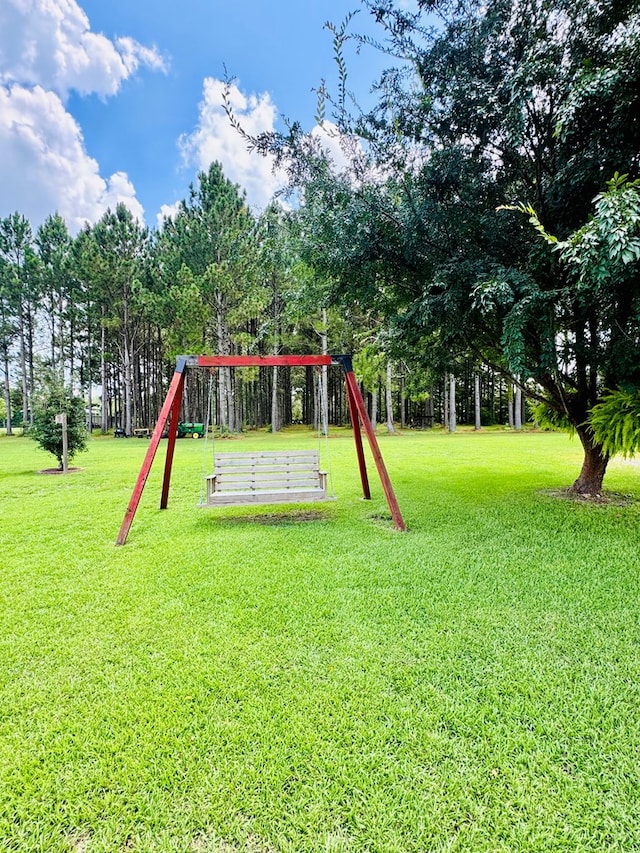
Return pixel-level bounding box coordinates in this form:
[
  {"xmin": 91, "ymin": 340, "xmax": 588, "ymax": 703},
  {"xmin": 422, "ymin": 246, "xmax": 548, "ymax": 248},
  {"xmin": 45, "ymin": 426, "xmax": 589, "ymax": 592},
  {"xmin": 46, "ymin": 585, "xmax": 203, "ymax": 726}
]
[{"xmin": 195, "ymin": 355, "xmax": 332, "ymax": 368}]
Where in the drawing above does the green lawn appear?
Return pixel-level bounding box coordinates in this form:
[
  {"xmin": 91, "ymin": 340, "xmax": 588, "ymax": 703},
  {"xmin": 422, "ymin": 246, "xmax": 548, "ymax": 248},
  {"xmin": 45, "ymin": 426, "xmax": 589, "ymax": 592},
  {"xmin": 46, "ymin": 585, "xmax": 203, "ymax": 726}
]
[{"xmin": 1, "ymin": 429, "xmax": 639, "ymax": 852}]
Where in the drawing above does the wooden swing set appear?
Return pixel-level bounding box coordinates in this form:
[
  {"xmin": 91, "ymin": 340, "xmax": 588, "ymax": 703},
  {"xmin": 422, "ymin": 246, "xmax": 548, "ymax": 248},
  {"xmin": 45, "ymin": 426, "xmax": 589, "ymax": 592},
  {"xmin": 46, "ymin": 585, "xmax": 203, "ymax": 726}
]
[{"xmin": 116, "ymin": 353, "xmax": 406, "ymax": 545}]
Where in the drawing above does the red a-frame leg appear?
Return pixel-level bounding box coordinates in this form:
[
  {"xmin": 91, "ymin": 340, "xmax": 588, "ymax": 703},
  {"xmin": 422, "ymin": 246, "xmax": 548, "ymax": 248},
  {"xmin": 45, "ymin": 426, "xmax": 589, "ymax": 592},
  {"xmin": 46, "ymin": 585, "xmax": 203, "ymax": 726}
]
[
  {"xmin": 160, "ymin": 377, "xmax": 184, "ymax": 509},
  {"xmin": 115, "ymin": 359, "xmax": 186, "ymax": 545},
  {"xmin": 338, "ymin": 357, "xmax": 406, "ymax": 532},
  {"xmin": 344, "ymin": 371, "xmax": 371, "ymax": 500}
]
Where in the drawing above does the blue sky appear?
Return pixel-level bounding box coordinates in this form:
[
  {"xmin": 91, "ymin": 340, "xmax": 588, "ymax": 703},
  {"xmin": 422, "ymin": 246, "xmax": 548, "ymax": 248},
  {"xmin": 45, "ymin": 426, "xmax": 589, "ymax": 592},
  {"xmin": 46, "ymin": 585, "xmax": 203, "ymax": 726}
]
[{"xmin": 0, "ymin": 0, "xmax": 402, "ymax": 232}]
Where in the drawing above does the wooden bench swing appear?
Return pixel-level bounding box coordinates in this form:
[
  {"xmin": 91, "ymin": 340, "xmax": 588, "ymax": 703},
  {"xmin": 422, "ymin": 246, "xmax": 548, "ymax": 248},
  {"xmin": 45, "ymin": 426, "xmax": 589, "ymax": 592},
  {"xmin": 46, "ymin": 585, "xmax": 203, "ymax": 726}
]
[
  {"xmin": 116, "ymin": 354, "xmax": 405, "ymax": 545},
  {"xmin": 205, "ymin": 449, "xmax": 329, "ymax": 506}
]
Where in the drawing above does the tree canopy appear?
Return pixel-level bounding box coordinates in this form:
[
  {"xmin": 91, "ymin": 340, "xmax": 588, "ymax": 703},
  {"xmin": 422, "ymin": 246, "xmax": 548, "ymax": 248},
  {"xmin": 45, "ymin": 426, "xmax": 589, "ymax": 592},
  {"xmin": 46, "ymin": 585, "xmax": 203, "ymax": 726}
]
[{"xmin": 239, "ymin": 0, "xmax": 640, "ymax": 492}]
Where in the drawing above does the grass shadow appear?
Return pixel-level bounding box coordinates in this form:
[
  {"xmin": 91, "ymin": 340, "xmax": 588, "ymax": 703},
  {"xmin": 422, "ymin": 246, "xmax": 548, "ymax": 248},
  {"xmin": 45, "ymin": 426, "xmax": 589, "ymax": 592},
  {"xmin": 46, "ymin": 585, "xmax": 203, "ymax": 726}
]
[{"xmin": 195, "ymin": 507, "xmax": 334, "ymax": 527}]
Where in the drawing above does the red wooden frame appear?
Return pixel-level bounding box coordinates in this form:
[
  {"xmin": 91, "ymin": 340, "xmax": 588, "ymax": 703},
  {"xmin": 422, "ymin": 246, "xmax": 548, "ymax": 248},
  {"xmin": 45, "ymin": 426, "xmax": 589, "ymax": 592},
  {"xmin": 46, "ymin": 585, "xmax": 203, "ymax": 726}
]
[{"xmin": 116, "ymin": 354, "xmax": 406, "ymax": 544}]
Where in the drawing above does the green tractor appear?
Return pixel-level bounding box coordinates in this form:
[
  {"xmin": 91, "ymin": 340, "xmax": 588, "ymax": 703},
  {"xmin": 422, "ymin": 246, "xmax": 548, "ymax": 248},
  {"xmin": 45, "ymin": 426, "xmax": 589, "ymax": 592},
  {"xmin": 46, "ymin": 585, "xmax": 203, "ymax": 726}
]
[{"xmin": 176, "ymin": 421, "xmax": 205, "ymax": 439}]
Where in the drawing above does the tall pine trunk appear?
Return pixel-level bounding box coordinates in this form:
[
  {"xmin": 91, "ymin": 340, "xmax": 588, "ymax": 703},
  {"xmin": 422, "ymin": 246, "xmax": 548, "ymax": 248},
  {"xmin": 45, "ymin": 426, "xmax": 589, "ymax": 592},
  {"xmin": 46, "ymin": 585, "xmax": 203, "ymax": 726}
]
[
  {"xmin": 321, "ymin": 309, "xmax": 328, "ymax": 435},
  {"xmin": 448, "ymin": 373, "xmax": 456, "ymax": 432},
  {"xmin": 86, "ymin": 315, "xmax": 92, "ymax": 433},
  {"xmin": 122, "ymin": 318, "xmax": 133, "ymax": 437},
  {"xmin": 26, "ymin": 300, "xmax": 35, "ymax": 426},
  {"xmin": 514, "ymin": 382, "xmax": 523, "ymax": 430},
  {"xmin": 18, "ymin": 301, "xmax": 28, "ymax": 426},
  {"xmin": 385, "ymin": 361, "xmax": 396, "ymax": 434},
  {"xmin": 271, "ymin": 364, "xmax": 279, "ymax": 432},
  {"xmin": 443, "ymin": 375, "xmax": 449, "ymax": 427},
  {"xmin": 426, "ymin": 390, "xmax": 434, "ymax": 427},
  {"xmin": 507, "ymin": 383, "xmax": 514, "ymax": 428},
  {"xmin": 2, "ymin": 344, "xmax": 11, "ymax": 435},
  {"xmin": 100, "ymin": 319, "xmax": 109, "ymax": 434}
]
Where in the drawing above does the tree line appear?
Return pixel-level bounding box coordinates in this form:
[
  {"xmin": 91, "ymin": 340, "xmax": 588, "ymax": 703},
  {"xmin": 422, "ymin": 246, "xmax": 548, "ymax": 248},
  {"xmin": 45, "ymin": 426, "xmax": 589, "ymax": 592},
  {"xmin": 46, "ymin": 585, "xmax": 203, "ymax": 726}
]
[{"xmin": 0, "ymin": 160, "xmax": 529, "ymax": 439}]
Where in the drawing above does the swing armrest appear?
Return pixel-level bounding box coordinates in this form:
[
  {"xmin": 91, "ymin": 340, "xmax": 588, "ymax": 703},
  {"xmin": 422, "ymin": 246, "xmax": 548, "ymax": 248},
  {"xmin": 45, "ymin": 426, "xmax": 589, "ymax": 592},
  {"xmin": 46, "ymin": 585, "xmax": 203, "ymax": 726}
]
[{"xmin": 205, "ymin": 473, "xmax": 219, "ymax": 500}]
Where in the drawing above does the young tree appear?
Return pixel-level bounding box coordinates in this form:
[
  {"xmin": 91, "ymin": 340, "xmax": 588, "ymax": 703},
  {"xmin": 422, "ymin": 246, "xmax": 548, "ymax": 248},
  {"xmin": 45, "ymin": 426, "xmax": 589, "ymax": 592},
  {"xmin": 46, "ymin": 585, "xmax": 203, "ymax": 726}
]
[{"xmin": 30, "ymin": 378, "xmax": 88, "ymax": 470}]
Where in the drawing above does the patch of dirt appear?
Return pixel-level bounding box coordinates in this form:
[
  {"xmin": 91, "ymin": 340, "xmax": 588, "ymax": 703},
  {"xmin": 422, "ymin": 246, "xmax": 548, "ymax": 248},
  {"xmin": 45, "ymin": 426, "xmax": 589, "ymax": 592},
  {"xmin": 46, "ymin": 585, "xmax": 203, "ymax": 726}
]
[
  {"xmin": 541, "ymin": 488, "xmax": 634, "ymax": 506},
  {"xmin": 37, "ymin": 467, "xmax": 82, "ymax": 474},
  {"xmin": 68, "ymin": 832, "xmax": 92, "ymax": 853},
  {"xmin": 218, "ymin": 510, "xmax": 328, "ymax": 525}
]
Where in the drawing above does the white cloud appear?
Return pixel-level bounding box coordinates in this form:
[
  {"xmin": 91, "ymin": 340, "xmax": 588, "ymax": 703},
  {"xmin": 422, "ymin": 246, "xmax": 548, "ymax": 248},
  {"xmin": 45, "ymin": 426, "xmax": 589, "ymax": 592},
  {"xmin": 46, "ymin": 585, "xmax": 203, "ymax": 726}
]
[
  {"xmin": 0, "ymin": 0, "xmax": 164, "ymax": 229},
  {"xmin": 179, "ymin": 78, "xmax": 287, "ymax": 213},
  {"xmin": 0, "ymin": 0, "xmax": 166, "ymax": 99},
  {"xmin": 0, "ymin": 84, "xmax": 143, "ymax": 231},
  {"xmin": 100, "ymin": 171, "xmax": 144, "ymax": 224},
  {"xmin": 310, "ymin": 121, "xmax": 354, "ymax": 173},
  {"xmin": 156, "ymin": 201, "xmax": 182, "ymax": 229},
  {"xmin": 177, "ymin": 79, "xmax": 385, "ymax": 216}
]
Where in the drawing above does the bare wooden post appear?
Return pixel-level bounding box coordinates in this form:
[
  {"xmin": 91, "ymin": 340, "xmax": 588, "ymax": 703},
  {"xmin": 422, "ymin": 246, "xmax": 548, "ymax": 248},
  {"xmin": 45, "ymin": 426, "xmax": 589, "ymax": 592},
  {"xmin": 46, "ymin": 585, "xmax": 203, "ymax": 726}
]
[{"xmin": 55, "ymin": 413, "xmax": 68, "ymax": 473}]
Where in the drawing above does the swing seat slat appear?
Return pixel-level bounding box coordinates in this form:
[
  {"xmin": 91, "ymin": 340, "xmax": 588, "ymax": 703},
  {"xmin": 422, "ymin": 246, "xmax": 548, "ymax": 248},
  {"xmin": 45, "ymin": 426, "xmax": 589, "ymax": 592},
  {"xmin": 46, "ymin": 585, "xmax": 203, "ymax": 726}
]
[{"xmin": 205, "ymin": 450, "xmax": 328, "ymax": 507}]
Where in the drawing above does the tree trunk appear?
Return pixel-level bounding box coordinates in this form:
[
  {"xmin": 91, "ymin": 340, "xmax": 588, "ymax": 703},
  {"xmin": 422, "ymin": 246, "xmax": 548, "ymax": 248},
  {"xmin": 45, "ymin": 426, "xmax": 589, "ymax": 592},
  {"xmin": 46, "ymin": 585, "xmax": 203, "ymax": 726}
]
[
  {"xmin": 2, "ymin": 345, "xmax": 12, "ymax": 435},
  {"xmin": 571, "ymin": 426, "xmax": 609, "ymax": 495},
  {"xmin": 443, "ymin": 375, "xmax": 449, "ymax": 427},
  {"xmin": 226, "ymin": 368, "xmax": 236, "ymax": 432},
  {"xmin": 426, "ymin": 389, "xmax": 434, "ymax": 428},
  {"xmin": 385, "ymin": 361, "xmax": 396, "ymax": 434},
  {"xmin": 474, "ymin": 372, "xmax": 481, "ymax": 430},
  {"xmin": 86, "ymin": 319, "xmax": 92, "ymax": 433},
  {"xmin": 217, "ymin": 367, "xmax": 227, "ymax": 431},
  {"xmin": 18, "ymin": 301, "xmax": 28, "ymax": 426},
  {"xmin": 514, "ymin": 383, "xmax": 522, "ymax": 430},
  {"xmin": 321, "ymin": 309, "xmax": 329, "ymax": 435},
  {"xmin": 26, "ymin": 300, "xmax": 35, "ymax": 426},
  {"xmin": 448, "ymin": 373, "xmax": 456, "ymax": 432},
  {"xmin": 507, "ymin": 384, "xmax": 514, "ymax": 428},
  {"xmin": 68, "ymin": 309, "xmax": 75, "ymax": 389},
  {"xmin": 271, "ymin": 365, "xmax": 279, "ymax": 432},
  {"xmin": 100, "ymin": 319, "xmax": 109, "ymax": 434},
  {"xmin": 123, "ymin": 333, "xmax": 133, "ymax": 436},
  {"xmin": 183, "ymin": 375, "xmax": 191, "ymax": 424}
]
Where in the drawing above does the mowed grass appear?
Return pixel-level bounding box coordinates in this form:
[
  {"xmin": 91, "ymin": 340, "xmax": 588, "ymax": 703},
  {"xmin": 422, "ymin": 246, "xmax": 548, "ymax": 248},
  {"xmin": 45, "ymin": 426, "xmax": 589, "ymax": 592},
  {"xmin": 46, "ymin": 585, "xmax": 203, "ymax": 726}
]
[{"xmin": 1, "ymin": 428, "xmax": 639, "ymax": 852}]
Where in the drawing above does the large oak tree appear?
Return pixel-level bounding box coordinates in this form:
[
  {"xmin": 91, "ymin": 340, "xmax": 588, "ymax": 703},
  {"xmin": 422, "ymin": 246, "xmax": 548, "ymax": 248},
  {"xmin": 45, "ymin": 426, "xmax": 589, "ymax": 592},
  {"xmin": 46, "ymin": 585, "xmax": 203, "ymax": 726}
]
[{"xmin": 243, "ymin": 0, "xmax": 640, "ymax": 493}]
